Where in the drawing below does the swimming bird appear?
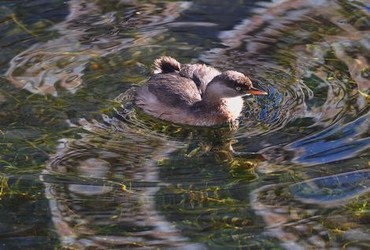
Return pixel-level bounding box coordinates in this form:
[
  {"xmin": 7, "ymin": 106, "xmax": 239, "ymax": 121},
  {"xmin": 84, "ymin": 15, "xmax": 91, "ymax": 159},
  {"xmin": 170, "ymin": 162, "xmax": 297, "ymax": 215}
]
[{"xmin": 135, "ymin": 56, "xmax": 267, "ymax": 126}]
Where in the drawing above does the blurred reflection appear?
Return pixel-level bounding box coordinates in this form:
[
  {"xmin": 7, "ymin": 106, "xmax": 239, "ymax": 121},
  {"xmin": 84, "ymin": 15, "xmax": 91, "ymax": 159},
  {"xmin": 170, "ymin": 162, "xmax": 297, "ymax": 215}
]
[
  {"xmin": 260, "ymin": 109, "xmax": 370, "ymax": 166},
  {"xmin": 290, "ymin": 169, "xmax": 370, "ymax": 205},
  {"xmin": 251, "ymin": 169, "xmax": 370, "ymax": 249},
  {"xmin": 5, "ymin": 0, "xmax": 191, "ymax": 96},
  {"xmin": 41, "ymin": 116, "xmax": 204, "ymax": 249}
]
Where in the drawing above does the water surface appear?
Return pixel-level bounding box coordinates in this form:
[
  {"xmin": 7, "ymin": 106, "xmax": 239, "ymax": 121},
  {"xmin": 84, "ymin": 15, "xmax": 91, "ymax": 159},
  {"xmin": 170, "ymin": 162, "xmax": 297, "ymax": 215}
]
[{"xmin": 0, "ymin": 0, "xmax": 369, "ymax": 249}]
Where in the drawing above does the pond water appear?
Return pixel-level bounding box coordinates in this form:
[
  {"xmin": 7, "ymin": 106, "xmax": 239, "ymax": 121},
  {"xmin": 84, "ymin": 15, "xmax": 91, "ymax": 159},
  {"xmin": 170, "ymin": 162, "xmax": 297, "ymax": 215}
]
[{"xmin": 0, "ymin": 0, "xmax": 370, "ymax": 249}]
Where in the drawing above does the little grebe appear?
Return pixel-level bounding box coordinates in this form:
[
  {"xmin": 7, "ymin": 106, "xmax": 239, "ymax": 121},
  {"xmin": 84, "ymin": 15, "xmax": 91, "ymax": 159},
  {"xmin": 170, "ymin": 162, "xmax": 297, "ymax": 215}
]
[{"xmin": 135, "ymin": 56, "xmax": 267, "ymax": 126}]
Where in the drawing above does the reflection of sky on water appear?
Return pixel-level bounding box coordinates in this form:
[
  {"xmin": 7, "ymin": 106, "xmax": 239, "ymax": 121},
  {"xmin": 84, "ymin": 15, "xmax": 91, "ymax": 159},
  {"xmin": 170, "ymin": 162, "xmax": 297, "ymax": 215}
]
[
  {"xmin": 286, "ymin": 111, "xmax": 370, "ymax": 165},
  {"xmin": 290, "ymin": 170, "xmax": 370, "ymax": 205},
  {"xmin": 256, "ymin": 109, "xmax": 370, "ymax": 167},
  {"xmin": 251, "ymin": 175, "xmax": 370, "ymax": 249}
]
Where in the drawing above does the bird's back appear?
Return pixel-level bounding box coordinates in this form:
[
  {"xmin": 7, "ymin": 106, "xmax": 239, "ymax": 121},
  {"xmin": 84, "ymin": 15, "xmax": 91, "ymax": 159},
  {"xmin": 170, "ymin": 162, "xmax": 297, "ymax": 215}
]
[
  {"xmin": 148, "ymin": 73, "xmax": 201, "ymax": 105},
  {"xmin": 135, "ymin": 72, "xmax": 202, "ymax": 122}
]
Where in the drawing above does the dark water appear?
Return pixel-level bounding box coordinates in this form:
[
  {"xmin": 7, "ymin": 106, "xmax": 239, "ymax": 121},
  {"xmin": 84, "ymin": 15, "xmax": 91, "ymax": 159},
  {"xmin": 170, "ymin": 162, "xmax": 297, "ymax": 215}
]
[{"xmin": 0, "ymin": 0, "xmax": 370, "ymax": 249}]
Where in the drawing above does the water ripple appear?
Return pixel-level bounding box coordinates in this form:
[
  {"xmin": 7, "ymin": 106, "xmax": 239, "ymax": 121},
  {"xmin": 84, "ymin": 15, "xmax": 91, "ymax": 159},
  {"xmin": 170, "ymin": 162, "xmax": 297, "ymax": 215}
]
[
  {"xmin": 42, "ymin": 117, "xmax": 206, "ymax": 249},
  {"xmin": 5, "ymin": 0, "xmax": 191, "ymax": 96},
  {"xmin": 2, "ymin": 0, "xmax": 369, "ymax": 249}
]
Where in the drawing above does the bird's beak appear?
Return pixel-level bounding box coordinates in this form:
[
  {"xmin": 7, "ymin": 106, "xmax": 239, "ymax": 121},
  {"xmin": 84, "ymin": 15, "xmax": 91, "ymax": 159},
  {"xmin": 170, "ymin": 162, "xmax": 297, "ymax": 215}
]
[{"xmin": 246, "ymin": 87, "xmax": 268, "ymax": 96}]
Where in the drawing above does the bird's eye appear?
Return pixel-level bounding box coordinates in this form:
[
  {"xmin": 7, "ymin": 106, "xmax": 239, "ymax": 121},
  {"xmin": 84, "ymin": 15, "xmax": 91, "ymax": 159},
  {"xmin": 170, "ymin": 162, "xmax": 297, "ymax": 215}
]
[{"xmin": 235, "ymin": 87, "xmax": 241, "ymax": 91}]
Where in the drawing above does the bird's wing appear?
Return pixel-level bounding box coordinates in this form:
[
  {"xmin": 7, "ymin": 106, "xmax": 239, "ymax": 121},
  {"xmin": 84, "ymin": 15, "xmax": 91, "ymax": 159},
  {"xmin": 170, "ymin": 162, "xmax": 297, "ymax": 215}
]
[{"xmin": 146, "ymin": 73, "xmax": 202, "ymax": 107}]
